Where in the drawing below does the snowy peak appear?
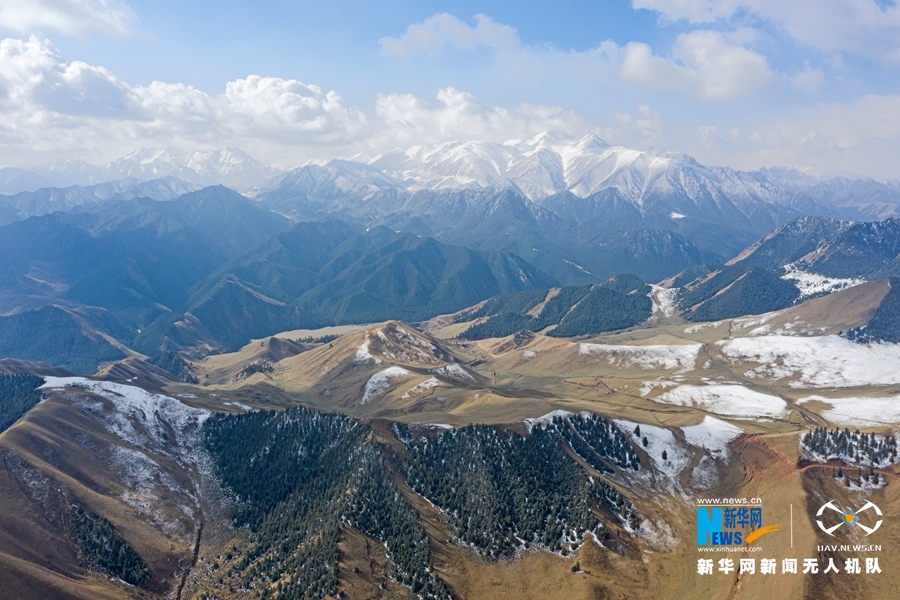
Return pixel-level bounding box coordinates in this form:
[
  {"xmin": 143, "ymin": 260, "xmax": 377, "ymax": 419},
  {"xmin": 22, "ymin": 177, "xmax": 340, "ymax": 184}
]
[{"xmin": 37, "ymin": 147, "xmax": 282, "ymax": 191}]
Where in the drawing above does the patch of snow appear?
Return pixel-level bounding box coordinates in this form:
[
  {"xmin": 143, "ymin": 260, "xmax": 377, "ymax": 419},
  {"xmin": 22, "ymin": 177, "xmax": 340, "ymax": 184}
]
[
  {"xmin": 40, "ymin": 377, "xmax": 209, "ymax": 454},
  {"xmin": 655, "ymin": 385, "xmax": 788, "ymax": 420},
  {"xmin": 781, "ymin": 264, "xmax": 864, "ymax": 299},
  {"xmin": 731, "ymin": 313, "xmax": 777, "ymax": 331},
  {"xmin": 401, "ymin": 377, "xmax": 444, "ymax": 399},
  {"xmin": 579, "ymin": 342, "xmax": 701, "ymax": 372},
  {"xmin": 355, "ymin": 338, "xmax": 382, "ymax": 365},
  {"xmin": 681, "ymin": 416, "xmax": 743, "ymax": 459},
  {"xmin": 361, "ymin": 367, "xmax": 412, "ymax": 404},
  {"xmin": 797, "ymin": 395, "xmax": 900, "ymax": 426},
  {"xmin": 615, "ymin": 419, "xmax": 692, "ymax": 481},
  {"xmin": 719, "ymin": 336, "xmax": 900, "ymax": 388},
  {"xmin": 650, "ymin": 285, "xmax": 678, "ymax": 318},
  {"xmin": 689, "ymin": 455, "xmax": 719, "ymax": 490},
  {"xmin": 747, "ymin": 325, "xmax": 772, "ymax": 336},
  {"xmin": 522, "ymin": 350, "xmax": 536, "ymax": 360},
  {"xmin": 683, "ymin": 321, "xmax": 722, "ymax": 334},
  {"xmin": 670, "ymin": 212, "xmax": 686, "ymax": 219},
  {"xmin": 524, "ymin": 410, "xmax": 575, "ymax": 433},
  {"xmin": 433, "ymin": 363, "xmax": 476, "ymax": 382},
  {"xmin": 639, "ymin": 380, "xmax": 677, "ymax": 397},
  {"xmin": 562, "ymin": 259, "xmax": 592, "ymax": 275},
  {"xmin": 224, "ymin": 401, "xmax": 254, "ymax": 411}
]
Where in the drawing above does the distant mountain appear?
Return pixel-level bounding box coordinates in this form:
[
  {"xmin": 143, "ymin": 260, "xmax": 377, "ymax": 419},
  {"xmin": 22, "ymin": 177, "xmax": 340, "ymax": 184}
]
[
  {"xmin": 147, "ymin": 222, "xmax": 560, "ymax": 352},
  {"xmin": 254, "ymin": 134, "xmax": 858, "ymax": 283},
  {"xmin": 35, "ymin": 147, "xmax": 282, "ymax": 191},
  {"xmin": 678, "ymin": 264, "xmax": 800, "ymax": 322},
  {"xmin": 0, "ymin": 177, "xmax": 201, "ymax": 225},
  {"xmin": 0, "ymin": 167, "xmax": 52, "ymax": 195},
  {"xmin": 454, "ymin": 274, "xmax": 653, "ymax": 340},
  {"xmin": 0, "ymin": 306, "xmax": 127, "ymax": 373},
  {"xmin": 0, "ymin": 187, "xmax": 293, "ymax": 333},
  {"xmin": 731, "ymin": 215, "xmax": 900, "ymax": 280}
]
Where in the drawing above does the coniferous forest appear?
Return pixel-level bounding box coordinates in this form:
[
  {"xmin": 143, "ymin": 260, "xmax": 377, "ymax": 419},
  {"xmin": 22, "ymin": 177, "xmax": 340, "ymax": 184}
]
[
  {"xmin": 802, "ymin": 426, "xmax": 899, "ymax": 467},
  {"xmin": 0, "ymin": 373, "xmax": 44, "ymax": 433},
  {"xmin": 201, "ymin": 407, "xmax": 640, "ymax": 599},
  {"xmin": 69, "ymin": 505, "xmax": 149, "ymax": 585},
  {"xmin": 202, "ymin": 407, "xmax": 451, "ymax": 600},
  {"xmin": 397, "ymin": 420, "xmax": 637, "ymax": 559}
]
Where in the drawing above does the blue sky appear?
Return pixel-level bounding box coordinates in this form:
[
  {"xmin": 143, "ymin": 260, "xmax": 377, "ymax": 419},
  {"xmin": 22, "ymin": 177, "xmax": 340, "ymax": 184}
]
[{"xmin": 1, "ymin": 1, "xmax": 900, "ymax": 177}]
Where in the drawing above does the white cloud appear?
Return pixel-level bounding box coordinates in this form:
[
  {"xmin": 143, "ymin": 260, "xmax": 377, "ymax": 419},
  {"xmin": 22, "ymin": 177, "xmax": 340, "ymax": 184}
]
[
  {"xmin": 633, "ymin": 0, "xmax": 900, "ymax": 60},
  {"xmin": 0, "ymin": 35, "xmax": 591, "ymax": 166},
  {"xmin": 373, "ymin": 86, "xmax": 592, "ymax": 147},
  {"xmin": 0, "ymin": 36, "xmax": 369, "ymax": 165},
  {"xmin": 0, "ymin": 0, "xmax": 137, "ymax": 38},
  {"xmin": 379, "ymin": 13, "xmax": 518, "ymax": 57},
  {"xmin": 790, "ymin": 63, "xmax": 824, "ymax": 92},
  {"xmin": 619, "ymin": 30, "xmax": 773, "ymax": 100}
]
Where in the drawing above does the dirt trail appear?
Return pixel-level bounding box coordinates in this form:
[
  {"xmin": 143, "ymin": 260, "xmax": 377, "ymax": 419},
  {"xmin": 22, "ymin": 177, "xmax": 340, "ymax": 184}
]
[{"xmin": 176, "ymin": 522, "xmax": 203, "ymax": 600}]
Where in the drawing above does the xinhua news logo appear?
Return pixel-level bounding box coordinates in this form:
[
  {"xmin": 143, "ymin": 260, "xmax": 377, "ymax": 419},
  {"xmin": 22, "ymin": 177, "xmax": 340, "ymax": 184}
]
[
  {"xmin": 697, "ymin": 502, "xmax": 779, "ymax": 546},
  {"xmin": 816, "ymin": 501, "xmax": 883, "ymax": 536}
]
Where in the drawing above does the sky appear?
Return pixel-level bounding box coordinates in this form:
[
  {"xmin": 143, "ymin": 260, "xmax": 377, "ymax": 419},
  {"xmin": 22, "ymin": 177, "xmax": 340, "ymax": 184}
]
[{"xmin": 1, "ymin": 0, "xmax": 900, "ymax": 178}]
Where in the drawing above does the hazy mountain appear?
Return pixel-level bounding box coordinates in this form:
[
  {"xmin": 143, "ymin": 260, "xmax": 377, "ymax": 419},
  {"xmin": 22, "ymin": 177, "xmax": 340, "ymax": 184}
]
[
  {"xmin": 0, "ymin": 187, "xmax": 293, "ymax": 334},
  {"xmin": 0, "ymin": 177, "xmax": 202, "ymax": 225},
  {"xmin": 36, "ymin": 147, "xmax": 282, "ymax": 191},
  {"xmin": 0, "ymin": 167, "xmax": 52, "ymax": 195}
]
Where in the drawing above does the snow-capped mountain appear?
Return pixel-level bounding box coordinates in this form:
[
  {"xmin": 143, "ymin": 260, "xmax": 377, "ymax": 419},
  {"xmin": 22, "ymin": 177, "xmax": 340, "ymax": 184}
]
[
  {"xmin": 365, "ymin": 132, "xmax": 796, "ymax": 211},
  {"xmin": 36, "ymin": 147, "xmax": 282, "ymax": 191}
]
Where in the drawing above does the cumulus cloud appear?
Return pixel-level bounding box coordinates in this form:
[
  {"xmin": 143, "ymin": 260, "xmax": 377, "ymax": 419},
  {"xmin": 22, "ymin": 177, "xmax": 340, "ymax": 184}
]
[
  {"xmin": 379, "ymin": 13, "xmax": 518, "ymax": 57},
  {"xmin": 373, "ymin": 86, "xmax": 592, "ymax": 146},
  {"xmin": 0, "ymin": 0, "xmax": 137, "ymax": 38},
  {"xmin": 619, "ymin": 30, "xmax": 773, "ymax": 100},
  {"xmin": 633, "ymin": 0, "xmax": 900, "ymax": 60},
  {"xmin": 0, "ymin": 36, "xmax": 370, "ymax": 164},
  {"xmin": 0, "ymin": 35, "xmax": 593, "ymax": 166}
]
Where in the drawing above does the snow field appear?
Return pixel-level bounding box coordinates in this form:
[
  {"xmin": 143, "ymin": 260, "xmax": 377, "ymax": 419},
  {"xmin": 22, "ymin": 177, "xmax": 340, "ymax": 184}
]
[
  {"xmin": 719, "ymin": 335, "xmax": 900, "ymax": 388},
  {"xmin": 797, "ymin": 395, "xmax": 900, "ymax": 426},
  {"xmin": 615, "ymin": 419, "xmax": 692, "ymax": 481},
  {"xmin": 578, "ymin": 342, "xmax": 701, "ymax": 372},
  {"xmin": 680, "ymin": 416, "xmax": 743, "ymax": 459},
  {"xmin": 360, "ymin": 367, "xmax": 412, "ymax": 404},
  {"xmin": 401, "ymin": 377, "xmax": 444, "ymax": 399},
  {"xmin": 655, "ymin": 384, "xmax": 788, "ymax": 420},
  {"xmin": 41, "ymin": 377, "xmax": 209, "ymax": 452},
  {"xmin": 781, "ymin": 265, "xmax": 863, "ymax": 299}
]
